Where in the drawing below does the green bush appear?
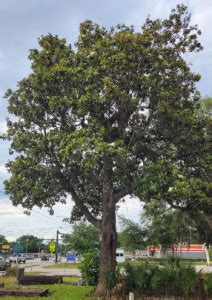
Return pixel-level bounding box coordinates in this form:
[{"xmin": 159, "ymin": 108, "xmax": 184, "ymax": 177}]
[
  {"xmin": 124, "ymin": 256, "xmax": 197, "ymax": 297},
  {"xmin": 204, "ymin": 273, "xmax": 212, "ymax": 297},
  {"xmin": 78, "ymin": 250, "xmax": 99, "ymax": 286},
  {"xmin": 209, "ymin": 248, "xmax": 212, "ymax": 260}
]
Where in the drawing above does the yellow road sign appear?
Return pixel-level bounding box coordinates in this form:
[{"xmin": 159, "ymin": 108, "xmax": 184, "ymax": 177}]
[
  {"xmin": 2, "ymin": 244, "xmax": 10, "ymax": 251},
  {"xmin": 49, "ymin": 242, "xmax": 56, "ymax": 253}
]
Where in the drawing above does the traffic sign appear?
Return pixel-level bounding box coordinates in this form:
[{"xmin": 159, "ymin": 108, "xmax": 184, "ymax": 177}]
[
  {"xmin": 2, "ymin": 243, "xmax": 10, "ymax": 251},
  {"xmin": 49, "ymin": 242, "xmax": 56, "ymax": 253},
  {"xmin": 11, "ymin": 243, "xmax": 24, "ymax": 254}
]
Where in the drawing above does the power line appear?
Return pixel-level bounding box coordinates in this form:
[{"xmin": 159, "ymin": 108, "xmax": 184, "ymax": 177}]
[
  {"xmin": 0, "ymin": 197, "xmax": 67, "ymax": 226},
  {"xmin": 0, "ymin": 224, "xmax": 71, "ymax": 234}
]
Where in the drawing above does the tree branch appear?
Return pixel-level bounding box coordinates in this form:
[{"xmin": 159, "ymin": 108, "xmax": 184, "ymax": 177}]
[
  {"xmin": 68, "ymin": 185, "xmax": 101, "ymax": 229},
  {"xmin": 113, "ymin": 188, "xmax": 129, "ymax": 203},
  {"xmin": 45, "ymin": 147, "xmax": 101, "ymax": 229}
]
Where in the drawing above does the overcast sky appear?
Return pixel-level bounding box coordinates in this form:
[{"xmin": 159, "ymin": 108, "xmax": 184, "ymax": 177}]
[{"xmin": 0, "ymin": 0, "xmax": 211, "ymax": 241}]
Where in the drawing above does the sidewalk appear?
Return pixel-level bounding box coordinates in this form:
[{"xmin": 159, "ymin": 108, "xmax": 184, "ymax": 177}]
[{"xmin": 24, "ymin": 263, "xmax": 81, "ymax": 277}]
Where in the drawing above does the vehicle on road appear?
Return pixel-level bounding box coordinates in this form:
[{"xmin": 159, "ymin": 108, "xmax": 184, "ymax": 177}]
[
  {"xmin": 26, "ymin": 254, "xmax": 34, "ymax": 260},
  {"xmin": 41, "ymin": 255, "xmax": 49, "ymax": 262},
  {"xmin": 0, "ymin": 256, "xmax": 10, "ymax": 270},
  {"xmin": 8, "ymin": 254, "xmax": 26, "ymax": 264},
  {"xmin": 8, "ymin": 255, "xmax": 18, "ymax": 263},
  {"xmin": 116, "ymin": 249, "xmax": 125, "ymax": 263},
  {"xmin": 17, "ymin": 254, "xmax": 26, "ymax": 264}
]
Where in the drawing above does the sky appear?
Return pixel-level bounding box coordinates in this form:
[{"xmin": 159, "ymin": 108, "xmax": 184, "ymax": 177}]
[{"xmin": 0, "ymin": 0, "xmax": 211, "ymax": 241}]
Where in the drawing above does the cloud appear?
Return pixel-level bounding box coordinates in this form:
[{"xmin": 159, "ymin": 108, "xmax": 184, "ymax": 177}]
[
  {"xmin": 0, "ymin": 121, "xmax": 7, "ymax": 134},
  {"xmin": 0, "ymin": 165, "xmax": 7, "ymax": 176},
  {"xmin": 0, "ymin": 200, "xmax": 26, "ymax": 218},
  {"xmin": 0, "ymin": 164, "xmax": 9, "ymax": 191},
  {"xmin": 117, "ymin": 196, "xmax": 143, "ymax": 226},
  {"xmin": 7, "ymin": 236, "xmax": 17, "ymax": 242}
]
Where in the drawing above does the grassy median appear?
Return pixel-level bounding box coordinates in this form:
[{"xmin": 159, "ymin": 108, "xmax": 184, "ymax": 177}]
[
  {"xmin": 0, "ymin": 277, "xmax": 97, "ymax": 300},
  {"xmin": 43, "ymin": 263, "xmax": 79, "ymax": 269}
]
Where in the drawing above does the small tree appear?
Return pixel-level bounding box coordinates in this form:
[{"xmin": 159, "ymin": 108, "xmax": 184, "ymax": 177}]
[
  {"xmin": 118, "ymin": 216, "xmax": 147, "ymax": 251},
  {"xmin": 63, "ymin": 221, "xmax": 100, "ymax": 255},
  {"xmin": 4, "ymin": 5, "xmax": 209, "ymax": 295},
  {"xmin": 0, "ymin": 235, "xmax": 7, "ymax": 244}
]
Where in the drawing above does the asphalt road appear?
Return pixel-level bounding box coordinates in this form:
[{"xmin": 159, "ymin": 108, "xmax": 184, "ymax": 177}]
[
  {"xmin": 24, "ymin": 261, "xmax": 212, "ymax": 275},
  {"xmin": 1, "ymin": 261, "xmax": 211, "ymax": 278},
  {"xmin": 23, "ymin": 261, "xmax": 81, "ymax": 277}
]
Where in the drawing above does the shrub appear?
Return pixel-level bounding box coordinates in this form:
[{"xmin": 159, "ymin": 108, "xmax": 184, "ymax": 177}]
[
  {"xmin": 78, "ymin": 249, "xmax": 99, "ymax": 286},
  {"xmin": 5, "ymin": 265, "xmax": 19, "ymax": 277},
  {"xmin": 204, "ymin": 273, "xmax": 212, "ymax": 297},
  {"xmin": 124, "ymin": 256, "xmax": 197, "ymax": 297}
]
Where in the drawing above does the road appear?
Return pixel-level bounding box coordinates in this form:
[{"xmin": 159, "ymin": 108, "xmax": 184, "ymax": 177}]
[
  {"xmin": 1, "ymin": 261, "xmax": 211, "ymax": 278},
  {"xmin": 23, "ymin": 261, "xmax": 212, "ymax": 275},
  {"xmin": 21, "ymin": 261, "xmax": 81, "ymax": 277}
]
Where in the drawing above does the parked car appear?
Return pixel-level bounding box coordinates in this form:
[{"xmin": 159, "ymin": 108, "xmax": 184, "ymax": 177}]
[
  {"xmin": 9, "ymin": 254, "xmax": 26, "ymax": 264},
  {"xmin": 8, "ymin": 255, "xmax": 18, "ymax": 263},
  {"xmin": 26, "ymin": 254, "xmax": 34, "ymax": 260},
  {"xmin": 17, "ymin": 254, "xmax": 26, "ymax": 264},
  {"xmin": 0, "ymin": 256, "xmax": 9, "ymax": 271},
  {"xmin": 41, "ymin": 255, "xmax": 49, "ymax": 261}
]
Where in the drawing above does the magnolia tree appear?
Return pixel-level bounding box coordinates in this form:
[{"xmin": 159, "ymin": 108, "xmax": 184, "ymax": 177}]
[{"xmin": 4, "ymin": 5, "xmax": 210, "ymax": 295}]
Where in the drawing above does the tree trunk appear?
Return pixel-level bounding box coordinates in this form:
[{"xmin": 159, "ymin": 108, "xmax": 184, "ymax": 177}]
[
  {"xmin": 95, "ymin": 204, "xmax": 117, "ymax": 296},
  {"xmin": 204, "ymin": 213, "xmax": 212, "ymax": 231}
]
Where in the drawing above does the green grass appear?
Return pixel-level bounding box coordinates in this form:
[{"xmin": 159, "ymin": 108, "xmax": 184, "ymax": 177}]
[
  {"xmin": 25, "ymin": 272, "xmax": 42, "ymax": 275},
  {"xmin": 43, "ymin": 263, "xmax": 79, "ymax": 269},
  {"xmin": 0, "ymin": 277, "xmax": 97, "ymax": 300}
]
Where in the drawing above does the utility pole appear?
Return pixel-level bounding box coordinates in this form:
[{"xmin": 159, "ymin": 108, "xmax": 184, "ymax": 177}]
[
  {"xmin": 26, "ymin": 237, "xmax": 29, "ymax": 254},
  {"xmin": 55, "ymin": 230, "xmax": 59, "ymax": 264}
]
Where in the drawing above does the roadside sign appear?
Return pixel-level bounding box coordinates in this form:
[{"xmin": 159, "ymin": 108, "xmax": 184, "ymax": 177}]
[
  {"xmin": 11, "ymin": 243, "xmax": 24, "ymax": 254},
  {"xmin": 49, "ymin": 242, "xmax": 56, "ymax": 253},
  {"xmin": 67, "ymin": 252, "xmax": 76, "ymax": 263},
  {"xmin": 2, "ymin": 243, "xmax": 10, "ymax": 251}
]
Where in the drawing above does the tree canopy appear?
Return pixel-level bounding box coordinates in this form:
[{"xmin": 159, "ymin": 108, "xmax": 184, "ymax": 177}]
[
  {"xmin": 63, "ymin": 221, "xmax": 100, "ymax": 255},
  {"xmin": 16, "ymin": 235, "xmax": 43, "ymax": 253},
  {"xmin": 118, "ymin": 216, "xmax": 147, "ymax": 251},
  {"xmin": 4, "ymin": 4, "xmax": 210, "ymax": 295},
  {"xmin": 0, "ymin": 235, "xmax": 7, "ymax": 244}
]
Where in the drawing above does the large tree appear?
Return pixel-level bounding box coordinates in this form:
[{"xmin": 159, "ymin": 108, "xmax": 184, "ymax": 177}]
[{"xmin": 4, "ymin": 5, "xmax": 209, "ymax": 295}]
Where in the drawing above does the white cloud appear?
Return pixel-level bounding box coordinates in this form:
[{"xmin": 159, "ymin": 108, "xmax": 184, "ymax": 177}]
[
  {"xmin": 0, "ymin": 165, "xmax": 9, "ymax": 191},
  {"xmin": 0, "ymin": 165, "xmax": 8, "ymax": 176},
  {"xmin": 0, "ymin": 201, "xmax": 26, "ymax": 218},
  {"xmin": 191, "ymin": 1, "xmax": 212, "ymax": 51},
  {"xmin": 0, "ymin": 121, "xmax": 7, "ymax": 134},
  {"xmin": 117, "ymin": 195, "xmax": 143, "ymax": 226},
  {"xmin": 7, "ymin": 236, "xmax": 17, "ymax": 242}
]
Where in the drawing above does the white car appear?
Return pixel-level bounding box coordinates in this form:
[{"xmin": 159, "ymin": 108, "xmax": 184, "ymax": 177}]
[
  {"xmin": 8, "ymin": 255, "xmax": 18, "ymax": 263},
  {"xmin": 9, "ymin": 254, "xmax": 26, "ymax": 264}
]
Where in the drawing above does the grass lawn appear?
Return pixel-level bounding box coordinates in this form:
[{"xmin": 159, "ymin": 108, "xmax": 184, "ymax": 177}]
[
  {"xmin": 43, "ymin": 263, "xmax": 79, "ymax": 269},
  {"xmin": 0, "ymin": 277, "xmax": 97, "ymax": 300}
]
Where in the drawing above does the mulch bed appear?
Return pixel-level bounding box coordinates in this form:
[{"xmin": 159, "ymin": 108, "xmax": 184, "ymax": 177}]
[
  {"xmin": 0, "ymin": 288, "xmax": 49, "ymax": 297},
  {"xmin": 18, "ymin": 275, "xmax": 63, "ymax": 285}
]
